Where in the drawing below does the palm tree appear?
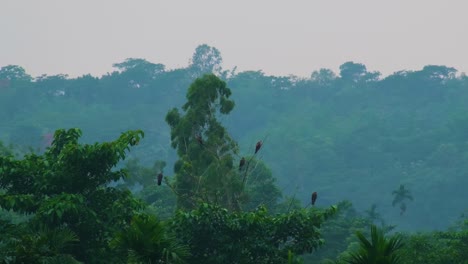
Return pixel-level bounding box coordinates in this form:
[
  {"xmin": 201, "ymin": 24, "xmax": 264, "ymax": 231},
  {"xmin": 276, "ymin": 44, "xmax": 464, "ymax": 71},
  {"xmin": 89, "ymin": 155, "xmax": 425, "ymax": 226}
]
[
  {"xmin": 391, "ymin": 185, "xmax": 413, "ymax": 215},
  {"xmin": 391, "ymin": 185, "xmax": 413, "ymax": 207},
  {"xmin": 345, "ymin": 225, "xmax": 404, "ymax": 264},
  {"xmin": 6, "ymin": 226, "xmax": 81, "ymax": 264},
  {"xmin": 111, "ymin": 214, "xmax": 189, "ymax": 264},
  {"xmin": 364, "ymin": 204, "xmax": 382, "ymax": 223}
]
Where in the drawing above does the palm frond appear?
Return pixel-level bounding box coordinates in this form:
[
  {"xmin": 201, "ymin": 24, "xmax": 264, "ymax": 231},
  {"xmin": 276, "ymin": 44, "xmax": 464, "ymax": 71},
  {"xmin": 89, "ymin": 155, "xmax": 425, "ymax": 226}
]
[{"xmin": 345, "ymin": 225, "xmax": 405, "ymax": 264}]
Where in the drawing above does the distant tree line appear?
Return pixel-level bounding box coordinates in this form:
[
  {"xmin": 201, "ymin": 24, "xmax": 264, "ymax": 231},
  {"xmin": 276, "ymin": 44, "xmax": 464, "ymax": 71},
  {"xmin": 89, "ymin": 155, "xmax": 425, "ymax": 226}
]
[{"xmin": 1, "ymin": 44, "xmax": 467, "ymax": 233}]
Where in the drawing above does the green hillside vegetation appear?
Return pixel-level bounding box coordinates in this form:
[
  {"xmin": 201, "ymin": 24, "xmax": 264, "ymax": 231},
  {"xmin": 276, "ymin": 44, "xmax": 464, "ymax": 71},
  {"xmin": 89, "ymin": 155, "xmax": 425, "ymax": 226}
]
[{"xmin": 1, "ymin": 44, "xmax": 468, "ymax": 263}]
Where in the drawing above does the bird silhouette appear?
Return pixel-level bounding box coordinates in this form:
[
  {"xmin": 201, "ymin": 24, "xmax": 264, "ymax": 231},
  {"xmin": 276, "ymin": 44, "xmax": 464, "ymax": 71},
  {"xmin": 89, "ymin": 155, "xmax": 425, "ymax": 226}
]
[
  {"xmin": 255, "ymin": 141, "xmax": 262, "ymax": 154},
  {"xmin": 311, "ymin": 192, "xmax": 318, "ymax": 206},
  {"xmin": 239, "ymin": 157, "xmax": 246, "ymax": 171},
  {"xmin": 157, "ymin": 172, "xmax": 163, "ymax": 186}
]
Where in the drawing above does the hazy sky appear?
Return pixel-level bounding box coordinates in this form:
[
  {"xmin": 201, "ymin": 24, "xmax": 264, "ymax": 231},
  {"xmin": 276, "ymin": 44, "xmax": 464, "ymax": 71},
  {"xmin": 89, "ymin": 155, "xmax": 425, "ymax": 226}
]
[{"xmin": 1, "ymin": 0, "xmax": 467, "ymax": 78}]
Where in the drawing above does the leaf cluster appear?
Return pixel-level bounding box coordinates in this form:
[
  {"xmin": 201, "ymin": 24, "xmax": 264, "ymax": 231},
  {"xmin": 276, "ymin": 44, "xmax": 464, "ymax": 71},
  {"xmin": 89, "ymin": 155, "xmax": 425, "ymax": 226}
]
[
  {"xmin": 169, "ymin": 203, "xmax": 337, "ymax": 264},
  {"xmin": 0, "ymin": 128, "xmax": 146, "ymax": 262}
]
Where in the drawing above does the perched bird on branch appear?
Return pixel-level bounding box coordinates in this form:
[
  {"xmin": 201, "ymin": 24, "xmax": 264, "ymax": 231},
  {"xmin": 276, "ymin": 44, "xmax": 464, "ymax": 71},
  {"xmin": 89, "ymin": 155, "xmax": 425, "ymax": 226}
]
[
  {"xmin": 311, "ymin": 192, "xmax": 318, "ymax": 206},
  {"xmin": 239, "ymin": 157, "xmax": 246, "ymax": 171},
  {"xmin": 255, "ymin": 141, "xmax": 262, "ymax": 154},
  {"xmin": 157, "ymin": 172, "xmax": 163, "ymax": 186}
]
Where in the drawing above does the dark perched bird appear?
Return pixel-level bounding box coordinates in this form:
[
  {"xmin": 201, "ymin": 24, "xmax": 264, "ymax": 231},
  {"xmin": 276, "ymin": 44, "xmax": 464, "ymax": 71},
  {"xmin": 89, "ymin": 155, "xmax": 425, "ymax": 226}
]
[
  {"xmin": 239, "ymin": 157, "xmax": 246, "ymax": 171},
  {"xmin": 195, "ymin": 134, "xmax": 203, "ymax": 145},
  {"xmin": 311, "ymin": 192, "xmax": 318, "ymax": 206},
  {"xmin": 157, "ymin": 172, "xmax": 163, "ymax": 186},
  {"xmin": 255, "ymin": 141, "xmax": 262, "ymax": 154}
]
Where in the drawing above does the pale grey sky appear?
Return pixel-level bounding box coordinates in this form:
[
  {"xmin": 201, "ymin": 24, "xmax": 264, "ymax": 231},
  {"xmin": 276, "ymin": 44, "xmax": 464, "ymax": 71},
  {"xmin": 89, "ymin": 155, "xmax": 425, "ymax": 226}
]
[{"xmin": 1, "ymin": 0, "xmax": 467, "ymax": 78}]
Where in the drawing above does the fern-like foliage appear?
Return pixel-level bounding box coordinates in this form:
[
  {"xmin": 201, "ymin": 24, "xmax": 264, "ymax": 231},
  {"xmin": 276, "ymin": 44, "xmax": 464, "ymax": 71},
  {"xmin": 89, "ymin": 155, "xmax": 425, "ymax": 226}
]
[{"xmin": 346, "ymin": 225, "xmax": 404, "ymax": 264}]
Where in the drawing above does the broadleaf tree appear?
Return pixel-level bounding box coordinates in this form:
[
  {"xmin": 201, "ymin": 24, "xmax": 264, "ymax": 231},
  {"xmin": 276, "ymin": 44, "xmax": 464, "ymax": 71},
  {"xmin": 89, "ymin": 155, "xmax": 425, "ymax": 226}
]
[
  {"xmin": 0, "ymin": 128, "xmax": 145, "ymax": 263},
  {"xmin": 165, "ymin": 74, "xmax": 242, "ymax": 211}
]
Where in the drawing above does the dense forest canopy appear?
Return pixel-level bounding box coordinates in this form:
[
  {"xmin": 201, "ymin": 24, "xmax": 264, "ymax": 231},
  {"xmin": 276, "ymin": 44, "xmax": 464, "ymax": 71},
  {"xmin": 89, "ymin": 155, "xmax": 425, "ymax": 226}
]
[
  {"xmin": 1, "ymin": 44, "xmax": 467, "ymax": 235},
  {"xmin": 1, "ymin": 45, "xmax": 468, "ymax": 263}
]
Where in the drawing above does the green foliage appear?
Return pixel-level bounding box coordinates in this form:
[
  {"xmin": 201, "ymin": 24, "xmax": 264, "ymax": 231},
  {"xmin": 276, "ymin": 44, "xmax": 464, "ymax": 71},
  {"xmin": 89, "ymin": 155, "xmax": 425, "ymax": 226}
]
[
  {"xmin": 2, "ymin": 46, "xmax": 468, "ymax": 262},
  {"xmin": 287, "ymin": 250, "xmax": 305, "ymax": 264},
  {"xmin": 166, "ymin": 74, "xmax": 241, "ymax": 211},
  {"xmin": 0, "ymin": 128, "xmax": 145, "ymax": 263},
  {"xmin": 364, "ymin": 204, "xmax": 382, "ymax": 224},
  {"xmin": 304, "ymin": 201, "xmax": 398, "ymax": 264},
  {"xmin": 123, "ymin": 158, "xmax": 167, "ymax": 187},
  {"xmin": 122, "ymin": 158, "xmax": 177, "ymax": 220},
  {"xmin": 398, "ymin": 218, "xmax": 468, "ymax": 264},
  {"xmin": 240, "ymin": 158, "xmax": 282, "ymax": 211},
  {"xmin": 0, "ymin": 226, "xmax": 81, "ymax": 264},
  {"xmin": 170, "ymin": 203, "xmax": 337, "ymax": 264},
  {"xmin": 0, "ymin": 65, "xmax": 32, "ymax": 82},
  {"xmin": 2, "ymin": 49, "xmax": 468, "ymax": 231},
  {"xmin": 345, "ymin": 225, "xmax": 404, "ymax": 264},
  {"xmin": 303, "ymin": 201, "xmax": 371, "ymax": 263},
  {"xmin": 189, "ymin": 44, "xmax": 223, "ymax": 77},
  {"xmin": 111, "ymin": 214, "xmax": 189, "ymax": 264},
  {"xmin": 165, "ymin": 74, "xmax": 282, "ymax": 213},
  {"xmin": 0, "ymin": 141, "xmax": 13, "ymax": 157},
  {"xmin": 339, "ymin": 62, "xmax": 380, "ymax": 83},
  {"xmin": 273, "ymin": 196, "xmax": 303, "ymax": 215}
]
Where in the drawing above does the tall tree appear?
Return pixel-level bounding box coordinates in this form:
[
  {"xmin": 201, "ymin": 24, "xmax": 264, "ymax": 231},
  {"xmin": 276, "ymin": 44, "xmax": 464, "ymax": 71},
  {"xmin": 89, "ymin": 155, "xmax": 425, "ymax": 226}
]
[
  {"xmin": 0, "ymin": 65, "xmax": 32, "ymax": 82},
  {"xmin": 339, "ymin": 62, "xmax": 380, "ymax": 83},
  {"xmin": 311, "ymin": 68, "xmax": 338, "ymax": 87},
  {"xmin": 112, "ymin": 58, "xmax": 165, "ymax": 89},
  {"xmin": 0, "ymin": 128, "xmax": 145, "ymax": 262},
  {"xmin": 165, "ymin": 74, "xmax": 241, "ymax": 211},
  {"xmin": 189, "ymin": 44, "xmax": 223, "ymax": 77}
]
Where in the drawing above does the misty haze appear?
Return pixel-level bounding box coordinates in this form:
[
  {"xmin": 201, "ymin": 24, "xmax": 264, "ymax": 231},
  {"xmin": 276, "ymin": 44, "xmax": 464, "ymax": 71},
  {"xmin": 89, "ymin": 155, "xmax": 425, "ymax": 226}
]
[{"xmin": 1, "ymin": 1, "xmax": 468, "ymax": 264}]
